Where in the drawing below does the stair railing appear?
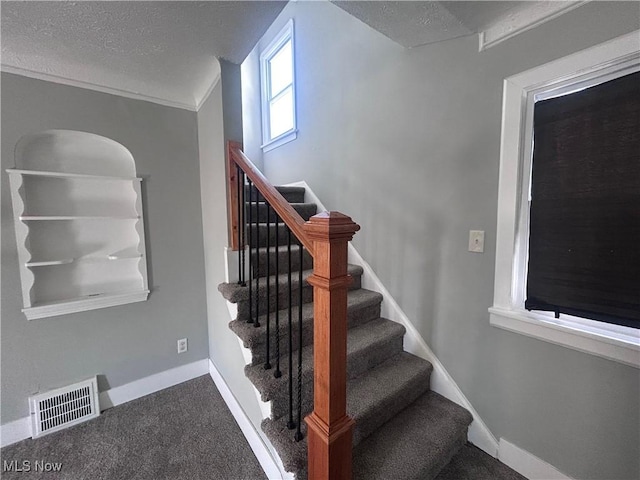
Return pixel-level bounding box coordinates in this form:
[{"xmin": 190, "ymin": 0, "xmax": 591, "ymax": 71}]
[{"xmin": 226, "ymin": 141, "xmax": 360, "ymax": 479}]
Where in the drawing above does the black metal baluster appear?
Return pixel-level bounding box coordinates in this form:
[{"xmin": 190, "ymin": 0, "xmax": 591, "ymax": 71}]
[
  {"xmin": 264, "ymin": 202, "xmax": 272, "ymax": 369},
  {"xmin": 247, "ymin": 180, "xmax": 253, "ymax": 324},
  {"xmin": 295, "ymin": 237, "xmax": 304, "ymax": 442},
  {"xmin": 237, "ymin": 167, "xmax": 246, "ymax": 286},
  {"xmin": 253, "ymin": 185, "xmax": 260, "ymax": 328},
  {"xmin": 287, "ymin": 227, "xmax": 295, "ymax": 430},
  {"xmin": 274, "ymin": 214, "xmax": 282, "ymax": 378}
]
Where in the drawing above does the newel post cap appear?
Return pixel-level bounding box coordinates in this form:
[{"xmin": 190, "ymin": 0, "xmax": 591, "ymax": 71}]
[{"xmin": 304, "ymin": 211, "xmax": 361, "ymax": 242}]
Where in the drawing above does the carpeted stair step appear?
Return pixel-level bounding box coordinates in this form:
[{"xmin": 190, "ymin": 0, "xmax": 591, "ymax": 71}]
[
  {"xmin": 252, "ymin": 244, "xmax": 313, "ymax": 278},
  {"xmin": 249, "ymin": 202, "xmax": 317, "ymax": 223},
  {"xmin": 219, "ymin": 265, "xmax": 363, "ymax": 321},
  {"xmin": 353, "ymin": 391, "xmax": 473, "ymax": 480},
  {"xmin": 262, "ymin": 352, "xmax": 434, "ymax": 474},
  {"xmin": 246, "ymin": 318, "xmax": 406, "ymax": 419},
  {"xmin": 245, "ymin": 185, "xmax": 306, "ymax": 204},
  {"xmin": 229, "ymin": 289, "xmax": 384, "ymax": 366}
]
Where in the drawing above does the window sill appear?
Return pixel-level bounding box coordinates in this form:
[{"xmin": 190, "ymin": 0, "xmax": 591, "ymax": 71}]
[
  {"xmin": 261, "ymin": 129, "xmax": 297, "ymax": 153},
  {"xmin": 489, "ymin": 306, "xmax": 639, "ymax": 368}
]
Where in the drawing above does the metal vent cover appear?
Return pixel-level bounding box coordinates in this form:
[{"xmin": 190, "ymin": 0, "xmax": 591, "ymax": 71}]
[{"xmin": 29, "ymin": 377, "xmax": 100, "ymax": 438}]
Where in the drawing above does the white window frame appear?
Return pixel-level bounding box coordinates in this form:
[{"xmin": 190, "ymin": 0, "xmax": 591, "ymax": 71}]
[
  {"xmin": 260, "ymin": 19, "xmax": 297, "ymax": 152},
  {"xmin": 489, "ymin": 30, "xmax": 640, "ymax": 368}
]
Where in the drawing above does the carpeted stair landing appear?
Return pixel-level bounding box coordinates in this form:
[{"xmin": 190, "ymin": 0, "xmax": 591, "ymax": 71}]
[{"xmin": 218, "ymin": 185, "xmax": 508, "ymax": 480}]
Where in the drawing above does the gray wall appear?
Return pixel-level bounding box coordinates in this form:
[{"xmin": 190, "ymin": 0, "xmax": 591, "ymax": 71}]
[
  {"xmin": 197, "ymin": 81, "xmax": 265, "ymax": 428},
  {"xmin": 1, "ymin": 73, "xmax": 209, "ymax": 424},
  {"xmin": 241, "ymin": 3, "xmax": 640, "ymax": 479}
]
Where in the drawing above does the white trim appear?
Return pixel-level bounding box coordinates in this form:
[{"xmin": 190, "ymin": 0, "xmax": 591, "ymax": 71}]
[
  {"xmin": 491, "ymin": 30, "xmax": 640, "ymax": 368},
  {"xmin": 479, "ymin": 1, "xmax": 588, "ymax": 51},
  {"xmin": 498, "ymin": 438, "xmax": 573, "ymax": 480},
  {"xmin": 260, "ymin": 19, "xmax": 297, "ymax": 149},
  {"xmin": 490, "ymin": 308, "xmax": 639, "ymax": 367},
  {"xmin": 1, "ymin": 64, "xmax": 198, "ymax": 112},
  {"xmin": 208, "ymin": 359, "xmax": 292, "ymax": 480},
  {"xmin": 261, "ymin": 129, "xmax": 298, "ymax": 152},
  {"xmin": 24, "ymin": 291, "xmax": 150, "ymax": 321},
  {"xmin": 221, "ymin": 250, "xmax": 273, "ymax": 422},
  {"xmin": 194, "ymin": 72, "xmax": 222, "ymax": 112},
  {"xmin": 98, "ymin": 359, "xmax": 209, "ymax": 409},
  {"xmin": 0, "ymin": 359, "xmax": 209, "ymax": 447},
  {"xmin": 0, "ymin": 417, "xmax": 32, "ymax": 448},
  {"xmin": 283, "ymin": 181, "xmax": 499, "ymax": 457}
]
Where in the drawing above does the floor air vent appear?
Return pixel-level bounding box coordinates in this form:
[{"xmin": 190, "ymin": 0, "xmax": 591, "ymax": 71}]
[{"xmin": 29, "ymin": 377, "xmax": 100, "ymax": 438}]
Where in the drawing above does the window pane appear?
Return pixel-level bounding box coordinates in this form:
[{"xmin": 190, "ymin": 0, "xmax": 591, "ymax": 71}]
[
  {"xmin": 269, "ymin": 87, "xmax": 294, "ymax": 139},
  {"xmin": 269, "ymin": 41, "xmax": 292, "ymax": 98}
]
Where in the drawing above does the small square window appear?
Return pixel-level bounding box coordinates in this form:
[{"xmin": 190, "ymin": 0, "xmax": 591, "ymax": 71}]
[{"xmin": 260, "ymin": 20, "xmax": 297, "ymax": 151}]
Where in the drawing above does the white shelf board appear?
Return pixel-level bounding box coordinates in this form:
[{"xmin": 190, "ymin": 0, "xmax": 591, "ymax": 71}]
[
  {"xmin": 20, "ymin": 215, "xmax": 140, "ymax": 221},
  {"xmin": 24, "ymin": 290, "xmax": 150, "ymax": 320},
  {"xmin": 108, "ymin": 248, "xmax": 143, "ymax": 260},
  {"xmin": 7, "ymin": 168, "xmax": 142, "ymax": 182},
  {"xmin": 26, "ymin": 258, "xmax": 74, "ymax": 267}
]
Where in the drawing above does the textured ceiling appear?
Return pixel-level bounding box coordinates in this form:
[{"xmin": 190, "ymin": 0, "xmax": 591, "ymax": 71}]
[
  {"xmin": 1, "ymin": 1, "xmax": 287, "ymax": 110},
  {"xmin": 1, "ymin": 1, "xmax": 587, "ymax": 110},
  {"xmin": 331, "ymin": 1, "xmax": 587, "ymax": 48},
  {"xmin": 440, "ymin": 1, "xmax": 525, "ymax": 31},
  {"xmin": 331, "ymin": 1, "xmax": 474, "ymax": 48}
]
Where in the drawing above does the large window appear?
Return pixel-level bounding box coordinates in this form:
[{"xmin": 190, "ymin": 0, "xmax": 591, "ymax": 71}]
[
  {"xmin": 525, "ymin": 71, "xmax": 639, "ymax": 329},
  {"xmin": 490, "ymin": 30, "xmax": 640, "ymax": 367},
  {"xmin": 260, "ymin": 19, "xmax": 296, "ymax": 151}
]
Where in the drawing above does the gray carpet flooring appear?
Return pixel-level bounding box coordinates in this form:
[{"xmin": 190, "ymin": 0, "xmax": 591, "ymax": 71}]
[
  {"xmin": 436, "ymin": 444, "xmax": 526, "ymax": 480},
  {"xmin": 1, "ymin": 375, "xmax": 526, "ymax": 480},
  {"xmin": 0, "ymin": 375, "xmax": 266, "ymax": 480}
]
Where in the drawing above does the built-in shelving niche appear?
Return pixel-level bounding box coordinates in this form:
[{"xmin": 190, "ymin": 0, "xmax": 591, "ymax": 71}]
[{"xmin": 7, "ymin": 130, "xmax": 149, "ymax": 320}]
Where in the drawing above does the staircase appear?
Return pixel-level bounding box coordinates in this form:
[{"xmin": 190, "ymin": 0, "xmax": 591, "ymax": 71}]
[{"xmin": 219, "ymin": 184, "xmax": 475, "ymax": 479}]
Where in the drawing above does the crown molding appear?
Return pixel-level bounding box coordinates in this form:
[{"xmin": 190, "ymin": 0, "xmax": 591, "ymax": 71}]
[
  {"xmin": 1, "ymin": 64, "xmax": 199, "ymax": 111},
  {"xmin": 195, "ymin": 71, "xmax": 222, "ymax": 111},
  {"xmin": 479, "ymin": 1, "xmax": 590, "ymax": 51}
]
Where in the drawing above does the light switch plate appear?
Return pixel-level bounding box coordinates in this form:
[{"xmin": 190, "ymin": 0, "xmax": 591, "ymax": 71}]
[{"xmin": 469, "ymin": 230, "xmax": 485, "ymax": 253}]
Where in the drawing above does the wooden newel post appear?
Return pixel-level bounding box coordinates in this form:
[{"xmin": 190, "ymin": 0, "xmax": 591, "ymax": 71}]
[
  {"xmin": 226, "ymin": 141, "xmax": 242, "ymax": 251},
  {"xmin": 304, "ymin": 211, "xmax": 360, "ymax": 480}
]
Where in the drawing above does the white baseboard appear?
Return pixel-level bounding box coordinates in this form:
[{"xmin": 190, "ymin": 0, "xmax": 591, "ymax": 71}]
[
  {"xmin": 208, "ymin": 359, "xmax": 293, "ymax": 480},
  {"xmin": 499, "ymin": 438, "xmax": 573, "ymax": 480},
  {"xmin": 99, "ymin": 359, "xmax": 209, "ymax": 409},
  {"xmin": 1, "ymin": 359, "xmax": 209, "ymax": 448},
  {"xmin": 284, "ymin": 180, "xmax": 500, "ymax": 457},
  {"xmin": 0, "ymin": 416, "xmax": 31, "ymax": 448}
]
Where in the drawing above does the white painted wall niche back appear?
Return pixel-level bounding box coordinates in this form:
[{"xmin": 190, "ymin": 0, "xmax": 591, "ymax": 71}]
[{"xmin": 7, "ymin": 130, "xmax": 149, "ymax": 320}]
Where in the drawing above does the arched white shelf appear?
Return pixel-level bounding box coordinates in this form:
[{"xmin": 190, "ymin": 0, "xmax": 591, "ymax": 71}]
[{"xmin": 7, "ymin": 130, "xmax": 149, "ymax": 320}]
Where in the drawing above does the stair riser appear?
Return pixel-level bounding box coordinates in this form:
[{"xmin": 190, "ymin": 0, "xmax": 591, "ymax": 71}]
[
  {"xmin": 253, "ymin": 248, "xmax": 314, "ymax": 278},
  {"xmin": 423, "ymin": 432, "xmax": 469, "ymax": 480},
  {"xmin": 236, "ymin": 287, "xmax": 313, "ymax": 323},
  {"xmin": 248, "ymin": 224, "xmax": 302, "ymax": 248},
  {"xmin": 246, "ymin": 300, "xmax": 382, "ymax": 366},
  {"xmin": 267, "ymin": 334, "xmax": 405, "ymax": 419},
  {"xmin": 246, "ymin": 203, "xmax": 317, "ymax": 223},
  {"xmin": 235, "ymin": 276, "xmax": 362, "ymax": 321},
  {"xmin": 351, "ymin": 367, "xmax": 432, "ymax": 445},
  {"xmin": 245, "ymin": 186, "xmax": 306, "ymax": 204}
]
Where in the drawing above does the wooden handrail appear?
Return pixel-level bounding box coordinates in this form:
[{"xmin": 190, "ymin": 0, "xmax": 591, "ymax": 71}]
[
  {"xmin": 226, "ymin": 142, "xmax": 358, "ymax": 479},
  {"xmin": 227, "ymin": 142, "xmax": 314, "ymax": 256}
]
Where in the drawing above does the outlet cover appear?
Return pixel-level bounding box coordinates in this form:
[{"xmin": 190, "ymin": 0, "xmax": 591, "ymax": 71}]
[{"xmin": 177, "ymin": 338, "xmax": 188, "ymax": 353}]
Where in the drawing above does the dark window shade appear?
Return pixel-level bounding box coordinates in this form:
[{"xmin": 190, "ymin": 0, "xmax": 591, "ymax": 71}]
[{"xmin": 526, "ymin": 70, "xmax": 640, "ymax": 328}]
